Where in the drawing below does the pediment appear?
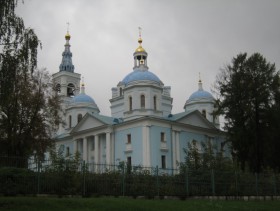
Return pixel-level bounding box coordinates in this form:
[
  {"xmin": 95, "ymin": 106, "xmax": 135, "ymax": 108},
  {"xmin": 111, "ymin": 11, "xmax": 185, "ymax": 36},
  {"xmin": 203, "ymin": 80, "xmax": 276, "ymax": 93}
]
[
  {"xmin": 71, "ymin": 113, "xmax": 105, "ymax": 133},
  {"xmin": 175, "ymin": 110, "xmax": 216, "ymax": 129}
]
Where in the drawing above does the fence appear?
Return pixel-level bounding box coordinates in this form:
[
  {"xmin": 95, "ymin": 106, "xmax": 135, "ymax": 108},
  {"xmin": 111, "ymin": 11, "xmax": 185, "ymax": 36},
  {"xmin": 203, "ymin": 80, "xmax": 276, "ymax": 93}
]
[{"xmin": 0, "ymin": 156, "xmax": 280, "ymax": 198}]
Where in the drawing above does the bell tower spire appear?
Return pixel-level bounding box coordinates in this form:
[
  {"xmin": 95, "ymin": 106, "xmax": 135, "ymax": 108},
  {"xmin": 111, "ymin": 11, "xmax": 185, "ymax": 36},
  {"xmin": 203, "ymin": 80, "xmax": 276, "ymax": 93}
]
[
  {"xmin": 133, "ymin": 27, "xmax": 148, "ymax": 70},
  {"xmin": 59, "ymin": 23, "xmax": 75, "ymax": 72},
  {"xmin": 53, "ymin": 24, "xmax": 81, "ymax": 100}
]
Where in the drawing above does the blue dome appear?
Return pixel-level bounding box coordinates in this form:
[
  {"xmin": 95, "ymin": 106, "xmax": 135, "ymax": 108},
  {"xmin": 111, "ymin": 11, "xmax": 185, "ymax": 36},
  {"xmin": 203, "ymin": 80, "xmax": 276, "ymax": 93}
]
[
  {"xmin": 122, "ymin": 69, "xmax": 161, "ymax": 85},
  {"xmin": 71, "ymin": 93, "xmax": 96, "ymax": 104},
  {"xmin": 188, "ymin": 90, "xmax": 214, "ymax": 101}
]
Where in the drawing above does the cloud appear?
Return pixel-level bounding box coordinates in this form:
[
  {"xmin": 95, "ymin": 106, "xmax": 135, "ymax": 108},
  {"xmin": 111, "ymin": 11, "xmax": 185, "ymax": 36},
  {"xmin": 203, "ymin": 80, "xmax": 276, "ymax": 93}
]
[{"xmin": 16, "ymin": 0, "xmax": 280, "ymax": 117}]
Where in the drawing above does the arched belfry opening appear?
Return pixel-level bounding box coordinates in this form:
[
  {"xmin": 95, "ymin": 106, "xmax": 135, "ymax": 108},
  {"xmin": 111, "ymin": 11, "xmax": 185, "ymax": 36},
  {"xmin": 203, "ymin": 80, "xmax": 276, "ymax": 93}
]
[
  {"xmin": 56, "ymin": 84, "xmax": 61, "ymax": 94},
  {"xmin": 67, "ymin": 83, "xmax": 75, "ymax": 97}
]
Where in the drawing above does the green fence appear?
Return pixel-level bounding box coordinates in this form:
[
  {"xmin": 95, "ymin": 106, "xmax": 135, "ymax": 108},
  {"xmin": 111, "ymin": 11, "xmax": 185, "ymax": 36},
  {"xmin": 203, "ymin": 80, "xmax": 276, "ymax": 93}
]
[{"xmin": 0, "ymin": 156, "xmax": 280, "ymax": 197}]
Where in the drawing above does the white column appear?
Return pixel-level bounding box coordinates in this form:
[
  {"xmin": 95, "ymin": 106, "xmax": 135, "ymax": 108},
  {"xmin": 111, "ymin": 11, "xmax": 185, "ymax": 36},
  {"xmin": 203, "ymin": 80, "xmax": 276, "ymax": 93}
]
[
  {"xmin": 142, "ymin": 126, "xmax": 150, "ymax": 167},
  {"xmin": 172, "ymin": 131, "xmax": 176, "ymax": 169},
  {"xmin": 83, "ymin": 137, "xmax": 88, "ymax": 162},
  {"xmin": 176, "ymin": 132, "xmax": 180, "ymax": 163},
  {"xmin": 106, "ymin": 132, "xmax": 111, "ymax": 165},
  {"xmin": 94, "ymin": 135, "xmax": 99, "ymax": 172},
  {"xmin": 143, "ymin": 127, "xmax": 147, "ymax": 166},
  {"xmin": 94, "ymin": 135, "xmax": 99, "ymax": 164},
  {"xmin": 146, "ymin": 126, "xmax": 150, "ymax": 167},
  {"xmin": 73, "ymin": 140, "xmax": 78, "ymax": 155}
]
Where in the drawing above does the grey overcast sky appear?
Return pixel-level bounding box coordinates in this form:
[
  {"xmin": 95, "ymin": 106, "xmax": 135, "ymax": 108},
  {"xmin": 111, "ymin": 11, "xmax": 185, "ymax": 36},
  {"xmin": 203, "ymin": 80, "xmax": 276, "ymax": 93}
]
[{"xmin": 16, "ymin": 0, "xmax": 280, "ymax": 116}]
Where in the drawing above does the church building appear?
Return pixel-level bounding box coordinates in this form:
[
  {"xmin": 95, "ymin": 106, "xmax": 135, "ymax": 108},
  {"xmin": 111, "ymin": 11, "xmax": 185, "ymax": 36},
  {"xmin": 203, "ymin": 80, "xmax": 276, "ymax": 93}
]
[{"xmin": 52, "ymin": 30, "xmax": 224, "ymax": 171}]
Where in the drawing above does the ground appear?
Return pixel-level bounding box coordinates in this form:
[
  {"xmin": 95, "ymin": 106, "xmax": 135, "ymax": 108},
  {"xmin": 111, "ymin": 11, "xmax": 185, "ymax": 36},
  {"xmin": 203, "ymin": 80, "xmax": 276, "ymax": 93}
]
[{"xmin": 1, "ymin": 197, "xmax": 280, "ymax": 211}]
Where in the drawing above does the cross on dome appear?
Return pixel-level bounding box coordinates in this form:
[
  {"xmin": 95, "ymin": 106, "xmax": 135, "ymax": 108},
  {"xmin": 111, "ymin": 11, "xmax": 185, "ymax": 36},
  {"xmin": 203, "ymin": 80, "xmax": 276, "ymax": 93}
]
[
  {"xmin": 135, "ymin": 26, "xmax": 145, "ymax": 53},
  {"xmin": 198, "ymin": 73, "xmax": 203, "ymax": 90},
  {"xmin": 65, "ymin": 22, "xmax": 71, "ymax": 40}
]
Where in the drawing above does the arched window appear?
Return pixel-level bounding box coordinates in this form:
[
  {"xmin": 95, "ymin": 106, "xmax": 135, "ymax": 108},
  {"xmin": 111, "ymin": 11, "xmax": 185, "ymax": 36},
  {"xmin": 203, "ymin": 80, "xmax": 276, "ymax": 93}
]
[
  {"xmin": 140, "ymin": 94, "xmax": 145, "ymax": 109},
  {"xmin": 77, "ymin": 114, "xmax": 83, "ymax": 123},
  {"xmin": 67, "ymin": 83, "xmax": 75, "ymax": 97},
  {"xmin": 69, "ymin": 115, "xmax": 72, "ymax": 128},
  {"xmin": 129, "ymin": 96, "xmax": 132, "ymax": 111},
  {"xmin": 202, "ymin": 110, "xmax": 206, "ymax": 118},
  {"xmin": 153, "ymin": 96, "xmax": 157, "ymax": 110}
]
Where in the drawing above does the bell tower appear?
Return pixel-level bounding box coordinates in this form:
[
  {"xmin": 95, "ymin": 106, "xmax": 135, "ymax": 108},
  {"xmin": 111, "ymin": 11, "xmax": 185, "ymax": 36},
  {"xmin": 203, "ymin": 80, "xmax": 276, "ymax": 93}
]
[{"xmin": 53, "ymin": 26, "xmax": 80, "ymax": 103}]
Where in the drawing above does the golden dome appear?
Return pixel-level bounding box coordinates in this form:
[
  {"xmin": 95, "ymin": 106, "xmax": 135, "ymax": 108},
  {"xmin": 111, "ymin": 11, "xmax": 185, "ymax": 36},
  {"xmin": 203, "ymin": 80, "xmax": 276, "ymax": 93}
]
[
  {"xmin": 135, "ymin": 37, "xmax": 146, "ymax": 53},
  {"xmin": 135, "ymin": 46, "xmax": 146, "ymax": 53},
  {"xmin": 65, "ymin": 32, "xmax": 71, "ymax": 40}
]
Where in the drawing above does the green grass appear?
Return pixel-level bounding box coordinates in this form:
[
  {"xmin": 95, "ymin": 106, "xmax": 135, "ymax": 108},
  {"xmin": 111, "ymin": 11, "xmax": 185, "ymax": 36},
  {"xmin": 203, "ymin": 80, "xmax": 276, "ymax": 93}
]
[{"xmin": 1, "ymin": 197, "xmax": 280, "ymax": 211}]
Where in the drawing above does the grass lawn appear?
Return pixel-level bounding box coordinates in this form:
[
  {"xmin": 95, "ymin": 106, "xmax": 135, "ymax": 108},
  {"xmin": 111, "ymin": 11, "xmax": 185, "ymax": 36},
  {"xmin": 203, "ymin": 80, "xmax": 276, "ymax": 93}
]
[{"xmin": 1, "ymin": 197, "xmax": 280, "ymax": 211}]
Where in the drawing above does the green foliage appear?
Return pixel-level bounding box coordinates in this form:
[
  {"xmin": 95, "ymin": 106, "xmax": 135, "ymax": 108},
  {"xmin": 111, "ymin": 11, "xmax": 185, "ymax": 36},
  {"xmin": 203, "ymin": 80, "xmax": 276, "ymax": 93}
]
[
  {"xmin": 1, "ymin": 156, "xmax": 280, "ymax": 197},
  {"xmin": 0, "ymin": 2, "xmax": 62, "ymax": 161},
  {"xmin": 0, "ymin": 167, "xmax": 36, "ymax": 196},
  {"xmin": 181, "ymin": 139, "xmax": 233, "ymax": 172},
  {"xmin": 43, "ymin": 148, "xmax": 82, "ymax": 196},
  {"xmin": 0, "ymin": 68, "xmax": 62, "ymax": 161},
  {"xmin": 214, "ymin": 53, "xmax": 280, "ymax": 172},
  {"xmin": 183, "ymin": 140, "xmax": 202, "ymax": 170}
]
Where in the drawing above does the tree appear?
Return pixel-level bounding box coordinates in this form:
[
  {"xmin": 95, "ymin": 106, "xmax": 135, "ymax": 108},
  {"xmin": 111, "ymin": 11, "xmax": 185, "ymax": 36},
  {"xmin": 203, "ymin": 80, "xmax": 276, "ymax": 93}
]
[
  {"xmin": 214, "ymin": 53, "xmax": 280, "ymax": 173},
  {"xmin": 0, "ymin": 68, "xmax": 62, "ymax": 160},
  {"xmin": 0, "ymin": 1, "xmax": 62, "ymax": 162},
  {"xmin": 183, "ymin": 140, "xmax": 201, "ymax": 170}
]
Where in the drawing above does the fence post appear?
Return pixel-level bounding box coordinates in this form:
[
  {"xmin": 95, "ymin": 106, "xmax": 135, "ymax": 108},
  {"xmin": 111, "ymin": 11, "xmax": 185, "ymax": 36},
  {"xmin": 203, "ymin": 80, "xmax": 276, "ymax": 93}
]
[
  {"xmin": 255, "ymin": 173, "xmax": 259, "ymax": 196},
  {"xmin": 156, "ymin": 166, "xmax": 159, "ymax": 197},
  {"xmin": 37, "ymin": 159, "xmax": 41, "ymax": 195},
  {"xmin": 185, "ymin": 165, "xmax": 189, "ymax": 196},
  {"xmin": 82, "ymin": 161, "xmax": 86, "ymax": 197},
  {"xmin": 122, "ymin": 164, "xmax": 126, "ymax": 196},
  {"xmin": 235, "ymin": 170, "xmax": 238, "ymax": 197},
  {"xmin": 273, "ymin": 173, "xmax": 277, "ymax": 196},
  {"xmin": 211, "ymin": 169, "xmax": 215, "ymax": 196}
]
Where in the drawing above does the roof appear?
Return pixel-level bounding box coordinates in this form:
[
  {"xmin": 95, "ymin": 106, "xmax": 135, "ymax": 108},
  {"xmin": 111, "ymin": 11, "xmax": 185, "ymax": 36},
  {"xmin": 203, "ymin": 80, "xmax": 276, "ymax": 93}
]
[
  {"xmin": 122, "ymin": 68, "xmax": 161, "ymax": 85},
  {"xmin": 188, "ymin": 90, "xmax": 214, "ymax": 101},
  {"xmin": 89, "ymin": 113, "xmax": 116, "ymax": 125},
  {"xmin": 164, "ymin": 111, "xmax": 193, "ymax": 121},
  {"xmin": 54, "ymin": 132, "xmax": 71, "ymax": 140},
  {"xmin": 71, "ymin": 93, "xmax": 96, "ymax": 104}
]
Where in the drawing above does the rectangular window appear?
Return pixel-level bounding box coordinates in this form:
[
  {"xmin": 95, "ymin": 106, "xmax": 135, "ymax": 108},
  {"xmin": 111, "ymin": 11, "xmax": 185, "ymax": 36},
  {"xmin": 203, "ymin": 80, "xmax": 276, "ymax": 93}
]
[
  {"xmin": 129, "ymin": 97, "xmax": 132, "ymax": 111},
  {"xmin": 160, "ymin": 132, "xmax": 165, "ymax": 142},
  {"xmin": 127, "ymin": 134, "xmax": 131, "ymax": 144},
  {"xmin": 141, "ymin": 94, "xmax": 145, "ymax": 108},
  {"xmin": 161, "ymin": 155, "xmax": 166, "ymax": 169}
]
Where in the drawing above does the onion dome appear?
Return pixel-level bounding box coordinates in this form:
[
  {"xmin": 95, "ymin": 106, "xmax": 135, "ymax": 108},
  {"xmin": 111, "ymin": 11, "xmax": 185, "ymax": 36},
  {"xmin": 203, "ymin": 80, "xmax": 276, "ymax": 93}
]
[
  {"xmin": 135, "ymin": 37, "xmax": 146, "ymax": 53},
  {"xmin": 186, "ymin": 78, "xmax": 214, "ymax": 103},
  {"xmin": 70, "ymin": 83, "xmax": 100, "ymax": 112},
  {"xmin": 65, "ymin": 32, "xmax": 71, "ymax": 40},
  {"xmin": 122, "ymin": 69, "xmax": 161, "ymax": 85},
  {"xmin": 71, "ymin": 93, "xmax": 96, "ymax": 104}
]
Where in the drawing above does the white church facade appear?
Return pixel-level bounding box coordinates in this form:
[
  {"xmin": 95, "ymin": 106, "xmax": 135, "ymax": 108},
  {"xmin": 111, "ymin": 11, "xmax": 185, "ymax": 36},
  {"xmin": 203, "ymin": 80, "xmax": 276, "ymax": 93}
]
[{"xmin": 52, "ymin": 31, "xmax": 225, "ymax": 170}]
